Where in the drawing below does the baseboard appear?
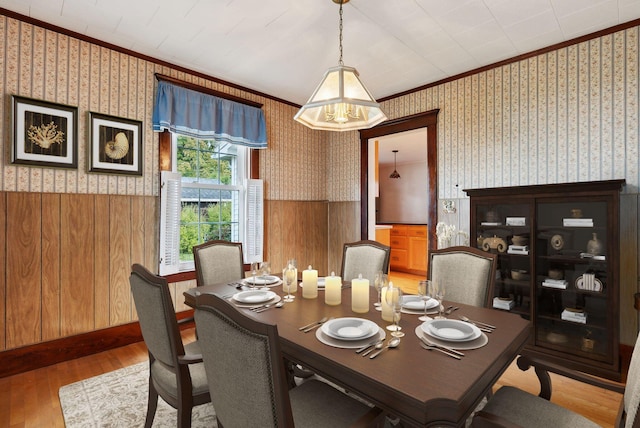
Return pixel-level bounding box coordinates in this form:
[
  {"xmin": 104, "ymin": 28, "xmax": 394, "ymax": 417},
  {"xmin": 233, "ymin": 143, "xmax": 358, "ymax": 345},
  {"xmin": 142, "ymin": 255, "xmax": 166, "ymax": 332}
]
[{"xmin": 0, "ymin": 310, "xmax": 194, "ymax": 379}]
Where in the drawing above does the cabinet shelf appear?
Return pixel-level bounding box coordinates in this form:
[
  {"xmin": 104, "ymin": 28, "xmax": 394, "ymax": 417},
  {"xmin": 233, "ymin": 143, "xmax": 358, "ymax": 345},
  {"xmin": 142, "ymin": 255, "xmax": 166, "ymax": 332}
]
[{"xmin": 466, "ymin": 179, "xmax": 624, "ymax": 381}]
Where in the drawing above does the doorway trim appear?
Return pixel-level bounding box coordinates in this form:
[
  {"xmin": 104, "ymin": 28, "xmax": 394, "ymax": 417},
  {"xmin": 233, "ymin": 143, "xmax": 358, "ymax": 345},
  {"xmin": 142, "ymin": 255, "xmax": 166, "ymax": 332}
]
[{"xmin": 359, "ymin": 109, "xmax": 440, "ymax": 249}]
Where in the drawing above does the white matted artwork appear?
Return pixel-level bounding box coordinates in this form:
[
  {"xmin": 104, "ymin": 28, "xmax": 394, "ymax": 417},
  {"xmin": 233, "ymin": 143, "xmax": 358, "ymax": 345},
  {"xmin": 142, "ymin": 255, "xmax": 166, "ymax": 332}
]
[
  {"xmin": 11, "ymin": 95, "xmax": 78, "ymax": 169},
  {"xmin": 88, "ymin": 112, "xmax": 143, "ymax": 175}
]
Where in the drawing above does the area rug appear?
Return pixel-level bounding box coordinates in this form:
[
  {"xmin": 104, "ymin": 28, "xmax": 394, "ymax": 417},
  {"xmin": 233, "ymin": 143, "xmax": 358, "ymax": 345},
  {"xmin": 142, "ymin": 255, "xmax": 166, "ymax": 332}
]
[{"xmin": 59, "ymin": 361, "xmax": 216, "ymax": 427}]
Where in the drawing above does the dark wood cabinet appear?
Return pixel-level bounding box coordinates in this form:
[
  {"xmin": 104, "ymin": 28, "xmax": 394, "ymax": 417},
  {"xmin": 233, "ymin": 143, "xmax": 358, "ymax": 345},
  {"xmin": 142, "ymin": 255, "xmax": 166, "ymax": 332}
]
[{"xmin": 465, "ymin": 179, "xmax": 624, "ymax": 381}]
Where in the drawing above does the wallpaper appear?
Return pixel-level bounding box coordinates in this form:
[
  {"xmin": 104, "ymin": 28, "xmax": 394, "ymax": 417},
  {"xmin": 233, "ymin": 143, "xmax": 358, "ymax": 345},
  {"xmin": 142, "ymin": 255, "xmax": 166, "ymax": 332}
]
[
  {"xmin": 0, "ymin": 15, "xmax": 329, "ymax": 201},
  {"xmin": 1, "ymin": 14, "xmax": 639, "ymax": 203},
  {"xmin": 378, "ymin": 27, "xmax": 638, "ymax": 199}
]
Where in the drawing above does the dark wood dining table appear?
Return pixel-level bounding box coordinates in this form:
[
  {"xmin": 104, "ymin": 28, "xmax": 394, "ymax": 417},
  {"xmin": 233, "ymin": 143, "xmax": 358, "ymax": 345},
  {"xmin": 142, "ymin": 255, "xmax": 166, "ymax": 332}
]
[{"xmin": 184, "ymin": 281, "xmax": 531, "ymax": 427}]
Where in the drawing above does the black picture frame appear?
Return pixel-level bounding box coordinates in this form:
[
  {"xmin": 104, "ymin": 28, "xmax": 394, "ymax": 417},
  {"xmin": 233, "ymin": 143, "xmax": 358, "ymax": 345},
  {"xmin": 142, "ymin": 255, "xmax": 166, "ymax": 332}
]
[
  {"xmin": 88, "ymin": 112, "xmax": 143, "ymax": 176},
  {"xmin": 11, "ymin": 95, "xmax": 78, "ymax": 169}
]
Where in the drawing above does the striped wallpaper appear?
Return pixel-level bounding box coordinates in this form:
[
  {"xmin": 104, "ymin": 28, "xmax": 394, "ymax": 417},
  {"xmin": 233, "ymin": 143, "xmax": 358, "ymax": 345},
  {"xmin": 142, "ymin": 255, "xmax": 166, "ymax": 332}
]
[{"xmin": 1, "ymin": 13, "xmax": 639, "ymax": 203}]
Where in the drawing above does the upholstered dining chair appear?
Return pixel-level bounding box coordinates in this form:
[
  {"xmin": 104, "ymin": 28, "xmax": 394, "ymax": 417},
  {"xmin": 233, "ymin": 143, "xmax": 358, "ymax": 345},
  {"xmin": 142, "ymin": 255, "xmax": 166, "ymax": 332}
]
[
  {"xmin": 129, "ymin": 264, "xmax": 211, "ymax": 428},
  {"xmin": 341, "ymin": 239, "xmax": 391, "ymax": 282},
  {"xmin": 428, "ymin": 245, "xmax": 498, "ymax": 308},
  {"xmin": 193, "ymin": 291, "xmax": 385, "ymax": 428},
  {"xmin": 192, "ymin": 240, "xmax": 244, "ymax": 287},
  {"xmin": 471, "ymin": 331, "xmax": 639, "ymax": 427}
]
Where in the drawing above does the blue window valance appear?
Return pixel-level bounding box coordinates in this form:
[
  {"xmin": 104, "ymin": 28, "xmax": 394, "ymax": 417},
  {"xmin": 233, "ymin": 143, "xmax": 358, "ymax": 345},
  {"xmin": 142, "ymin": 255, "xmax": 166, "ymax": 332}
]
[{"xmin": 152, "ymin": 80, "xmax": 267, "ymax": 148}]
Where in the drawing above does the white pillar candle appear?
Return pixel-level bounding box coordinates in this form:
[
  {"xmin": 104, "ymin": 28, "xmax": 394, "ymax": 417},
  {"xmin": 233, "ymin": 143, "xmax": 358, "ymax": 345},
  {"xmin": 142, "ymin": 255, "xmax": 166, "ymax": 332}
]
[
  {"xmin": 325, "ymin": 272, "xmax": 341, "ymax": 306},
  {"xmin": 381, "ymin": 284, "xmax": 394, "ymax": 322},
  {"xmin": 282, "ymin": 267, "xmax": 297, "ymax": 293},
  {"xmin": 302, "ymin": 265, "xmax": 318, "ymax": 299},
  {"xmin": 351, "ymin": 274, "xmax": 370, "ymax": 313}
]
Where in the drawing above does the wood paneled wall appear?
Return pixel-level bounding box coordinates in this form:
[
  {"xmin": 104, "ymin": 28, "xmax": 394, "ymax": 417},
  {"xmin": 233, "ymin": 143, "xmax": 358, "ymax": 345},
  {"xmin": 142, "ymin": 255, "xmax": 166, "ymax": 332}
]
[
  {"xmin": 265, "ymin": 200, "xmax": 329, "ymax": 276},
  {"xmin": 0, "ymin": 191, "xmax": 158, "ymax": 351}
]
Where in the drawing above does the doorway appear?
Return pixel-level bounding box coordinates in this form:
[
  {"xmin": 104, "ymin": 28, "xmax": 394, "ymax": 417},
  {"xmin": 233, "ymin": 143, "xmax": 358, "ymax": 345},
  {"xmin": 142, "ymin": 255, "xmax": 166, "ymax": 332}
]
[{"xmin": 359, "ymin": 110, "xmax": 439, "ymax": 249}]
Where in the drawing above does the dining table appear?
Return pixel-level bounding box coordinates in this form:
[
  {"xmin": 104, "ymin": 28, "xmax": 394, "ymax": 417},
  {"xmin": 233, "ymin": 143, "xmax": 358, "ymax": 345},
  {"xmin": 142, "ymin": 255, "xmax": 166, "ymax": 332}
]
[{"xmin": 184, "ymin": 279, "xmax": 531, "ymax": 427}]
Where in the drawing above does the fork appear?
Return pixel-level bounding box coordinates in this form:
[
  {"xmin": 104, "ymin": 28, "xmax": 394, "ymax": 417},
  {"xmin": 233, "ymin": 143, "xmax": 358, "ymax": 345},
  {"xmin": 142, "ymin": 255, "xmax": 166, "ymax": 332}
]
[{"xmin": 419, "ymin": 336, "xmax": 465, "ymax": 357}]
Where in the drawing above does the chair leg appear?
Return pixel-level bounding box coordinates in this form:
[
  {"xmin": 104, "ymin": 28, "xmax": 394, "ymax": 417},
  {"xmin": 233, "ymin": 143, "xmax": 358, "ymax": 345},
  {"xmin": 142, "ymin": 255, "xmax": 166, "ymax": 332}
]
[
  {"xmin": 144, "ymin": 380, "xmax": 159, "ymax": 428},
  {"xmin": 177, "ymin": 393, "xmax": 194, "ymax": 428}
]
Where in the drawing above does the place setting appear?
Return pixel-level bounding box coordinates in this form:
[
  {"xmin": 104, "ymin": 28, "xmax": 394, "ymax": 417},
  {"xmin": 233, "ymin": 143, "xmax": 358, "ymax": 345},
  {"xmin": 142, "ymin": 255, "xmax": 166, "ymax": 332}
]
[
  {"xmin": 228, "ymin": 289, "xmax": 282, "ymax": 311},
  {"xmin": 243, "ymin": 261, "xmax": 282, "ymax": 288},
  {"xmin": 314, "ymin": 317, "xmax": 386, "ymax": 349},
  {"xmin": 414, "ymin": 317, "xmax": 489, "ymax": 357}
]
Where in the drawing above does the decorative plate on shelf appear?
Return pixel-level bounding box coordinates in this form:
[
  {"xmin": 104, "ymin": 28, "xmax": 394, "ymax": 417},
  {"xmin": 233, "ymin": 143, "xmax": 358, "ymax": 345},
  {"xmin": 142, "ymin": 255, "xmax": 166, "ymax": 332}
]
[{"xmin": 550, "ymin": 234, "xmax": 564, "ymax": 250}]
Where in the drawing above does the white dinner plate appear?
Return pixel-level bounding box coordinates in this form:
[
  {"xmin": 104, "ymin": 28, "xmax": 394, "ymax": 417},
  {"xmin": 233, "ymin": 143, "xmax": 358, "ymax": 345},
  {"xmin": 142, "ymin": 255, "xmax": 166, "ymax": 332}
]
[
  {"xmin": 232, "ymin": 290, "xmax": 276, "ymax": 304},
  {"xmin": 420, "ymin": 319, "xmax": 481, "ymax": 342},
  {"xmin": 321, "ymin": 317, "xmax": 379, "ymax": 341},
  {"xmin": 402, "ymin": 295, "xmax": 439, "ymax": 311},
  {"xmin": 243, "ymin": 275, "xmax": 280, "ymax": 286},
  {"xmin": 316, "ymin": 327, "xmax": 386, "ymax": 349}
]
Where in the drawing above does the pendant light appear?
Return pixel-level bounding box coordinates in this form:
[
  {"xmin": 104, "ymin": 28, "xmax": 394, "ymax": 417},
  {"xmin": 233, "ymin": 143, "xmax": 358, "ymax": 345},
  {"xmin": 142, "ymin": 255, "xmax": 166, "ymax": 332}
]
[
  {"xmin": 389, "ymin": 150, "xmax": 401, "ymax": 179},
  {"xmin": 294, "ymin": 0, "xmax": 387, "ymax": 131}
]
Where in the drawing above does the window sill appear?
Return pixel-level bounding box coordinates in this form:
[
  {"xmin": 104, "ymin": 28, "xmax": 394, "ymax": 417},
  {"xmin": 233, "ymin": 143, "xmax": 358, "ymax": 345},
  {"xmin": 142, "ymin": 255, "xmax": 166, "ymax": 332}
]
[{"xmin": 163, "ymin": 270, "xmax": 196, "ymax": 283}]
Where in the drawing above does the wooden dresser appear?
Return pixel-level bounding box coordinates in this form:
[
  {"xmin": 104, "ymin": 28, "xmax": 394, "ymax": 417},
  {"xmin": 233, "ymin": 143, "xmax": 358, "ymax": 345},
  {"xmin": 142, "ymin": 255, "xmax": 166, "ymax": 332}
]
[{"xmin": 389, "ymin": 224, "xmax": 428, "ymax": 276}]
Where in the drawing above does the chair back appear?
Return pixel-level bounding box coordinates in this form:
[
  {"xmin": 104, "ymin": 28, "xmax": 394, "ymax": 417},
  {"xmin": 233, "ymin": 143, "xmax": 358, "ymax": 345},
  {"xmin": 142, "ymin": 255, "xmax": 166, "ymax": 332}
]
[
  {"xmin": 194, "ymin": 292, "xmax": 294, "ymax": 427},
  {"xmin": 428, "ymin": 246, "xmax": 497, "ymax": 307},
  {"xmin": 340, "ymin": 240, "xmax": 391, "ymax": 282},
  {"xmin": 130, "ymin": 263, "xmax": 183, "ymax": 368},
  {"xmin": 622, "ymin": 332, "xmax": 640, "ymax": 428},
  {"xmin": 193, "ymin": 240, "xmax": 244, "ymax": 287}
]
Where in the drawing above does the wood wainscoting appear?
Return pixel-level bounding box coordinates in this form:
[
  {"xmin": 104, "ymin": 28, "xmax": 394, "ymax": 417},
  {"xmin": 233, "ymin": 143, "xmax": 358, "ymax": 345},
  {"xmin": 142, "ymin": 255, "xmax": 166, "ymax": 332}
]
[{"xmin": 0, "ymin": 191, "xmax": 158, "ymax": 353}]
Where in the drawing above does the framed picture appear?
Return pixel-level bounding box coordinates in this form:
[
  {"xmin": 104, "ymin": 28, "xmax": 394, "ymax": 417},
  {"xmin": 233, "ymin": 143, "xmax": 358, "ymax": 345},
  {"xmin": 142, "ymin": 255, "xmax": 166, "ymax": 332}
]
[
  {"xmin": 89, "ymin": 112, "xmax": 143, "ymax": 175},
  {"xmin": 11, "ymin": 95, "xmax": 78, "ymax": 169}
]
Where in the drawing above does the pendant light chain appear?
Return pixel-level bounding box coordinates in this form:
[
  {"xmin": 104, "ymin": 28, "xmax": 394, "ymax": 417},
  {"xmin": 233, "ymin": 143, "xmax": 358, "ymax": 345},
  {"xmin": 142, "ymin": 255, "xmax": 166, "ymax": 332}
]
[{"xmin": 338, "ymin": 1, "xmax": 344, "ymax": 66}]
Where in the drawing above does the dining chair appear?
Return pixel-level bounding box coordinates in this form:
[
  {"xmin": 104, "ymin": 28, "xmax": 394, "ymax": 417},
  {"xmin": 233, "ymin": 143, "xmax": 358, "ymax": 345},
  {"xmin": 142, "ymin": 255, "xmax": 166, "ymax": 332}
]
[
  {"xmin": 193, "ymin": 291, "xmax": 385, "ymax": 428},
  {"xmin": 428, "ymin": 245, "xmax": 498, "ymax": 308},
  {"xmin": 471, "ymin": 331, "xmax": 639, "ymax": 428},
  {"xmin": 129, "ymin": 264, "xmax": 211, "ymax": 428},
  {"xmin": 192, "ymin": 240, "xmax": 244, "ymax": 287},
  {"xmin": 341, "ymin": 239, "xmax": 391, "ymax": 282}
]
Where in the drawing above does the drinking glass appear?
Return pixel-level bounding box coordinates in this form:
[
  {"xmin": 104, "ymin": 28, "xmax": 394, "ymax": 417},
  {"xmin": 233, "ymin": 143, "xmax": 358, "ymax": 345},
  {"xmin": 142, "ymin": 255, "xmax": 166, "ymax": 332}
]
[
  {"xmin": 417, "ymin": 280, "xmax": 432, "ymax": 321},
  {"xmin": 283, "ymin": 263, "xmax": 296, "ymax": 302},
  {"xmin": 250, "ymin": 262, "xmax": 259, "ymax": 288},
  {"xmin": 433, "ymin": 281, "xmax": 446, "ymax": 319},
  {"xmin": 373, "ymin": 271, "xmax": 385, "ymax": 308},
  {"xmin": 260, "ymin": 261, "xmax": 271, "ymax": 277},
  {"xmin": 385, "ymin": 285, "xmax": 405, "ymax": 337}
]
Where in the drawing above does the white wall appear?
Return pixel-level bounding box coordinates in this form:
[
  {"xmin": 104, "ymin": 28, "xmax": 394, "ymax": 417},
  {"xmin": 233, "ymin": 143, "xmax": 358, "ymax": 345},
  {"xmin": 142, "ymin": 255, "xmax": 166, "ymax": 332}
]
[{"xmin": 377, "ymin": 161, "xmax": 428, "ymax": 224}]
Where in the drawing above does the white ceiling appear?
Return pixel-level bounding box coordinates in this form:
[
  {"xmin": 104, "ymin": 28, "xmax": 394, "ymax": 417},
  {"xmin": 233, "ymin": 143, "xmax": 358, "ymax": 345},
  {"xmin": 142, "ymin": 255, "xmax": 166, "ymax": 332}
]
[{"xmin": 3, "ymin": 0, "xmax": 640, "ymax": 165}]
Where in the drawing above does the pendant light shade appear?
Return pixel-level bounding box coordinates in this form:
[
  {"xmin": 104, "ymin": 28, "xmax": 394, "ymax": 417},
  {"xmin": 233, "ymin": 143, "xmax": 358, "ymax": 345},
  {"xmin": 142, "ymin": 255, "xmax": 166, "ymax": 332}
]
[
  {"xmin": 294, "ymin": 0, "xmax": 387, "ymax": 131},
  {"xmin": 390, "ymin": 150, "xmax": 401, "ymax": 179}
]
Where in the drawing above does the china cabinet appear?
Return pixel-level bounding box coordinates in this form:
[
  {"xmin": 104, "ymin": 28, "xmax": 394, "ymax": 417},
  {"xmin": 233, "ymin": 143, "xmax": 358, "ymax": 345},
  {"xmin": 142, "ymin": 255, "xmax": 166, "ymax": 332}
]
[{"xmin": 465, "ymin": 179, "xmax": 624, "ymax": 381}]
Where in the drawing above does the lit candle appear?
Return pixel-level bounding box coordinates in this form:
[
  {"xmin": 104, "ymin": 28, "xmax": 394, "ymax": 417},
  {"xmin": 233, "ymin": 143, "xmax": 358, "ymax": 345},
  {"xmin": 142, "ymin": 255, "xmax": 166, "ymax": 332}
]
[
  {"xmin": 325, "ymin": 272, "xmax": 341, "ymax": 306},
  {"xmin": 381, "ymin": 283, "xmax": 394, "ymax": 322},
  {"xmin": 351, "ymin": 274, "xmax": 370, "ymax": 313},
  {"xmin": 302, "ymin": 265, "xmax": 318, "ymax": 299}
]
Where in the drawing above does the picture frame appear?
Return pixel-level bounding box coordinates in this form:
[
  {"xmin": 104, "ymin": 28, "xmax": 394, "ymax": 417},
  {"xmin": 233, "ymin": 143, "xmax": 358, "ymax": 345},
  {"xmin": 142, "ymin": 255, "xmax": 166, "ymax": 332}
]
[
  {"xmin": 88, "ymin": 112, "xmax": 143, "ymax": 176},
  {"xmin": 11, "ymin": 95, "xmax": 78, "ymax": 169}
]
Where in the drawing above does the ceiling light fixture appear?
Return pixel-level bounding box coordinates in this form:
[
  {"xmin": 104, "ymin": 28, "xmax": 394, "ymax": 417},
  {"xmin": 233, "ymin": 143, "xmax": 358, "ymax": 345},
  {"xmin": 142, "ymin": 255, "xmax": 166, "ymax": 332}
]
[
  {"xmin": 294, "ymin": 0, "xmax": 387, "ymax": 132},
  {"xmin": 389, "ymin": 150, "xmax": 401, "ymax": 179}
]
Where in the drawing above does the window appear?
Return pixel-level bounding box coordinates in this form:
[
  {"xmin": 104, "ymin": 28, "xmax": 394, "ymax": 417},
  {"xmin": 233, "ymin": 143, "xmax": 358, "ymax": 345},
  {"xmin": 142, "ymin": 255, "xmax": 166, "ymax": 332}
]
[{"xmin": 159, "ymin": 133, "xmax": 263, "ymax": 275}]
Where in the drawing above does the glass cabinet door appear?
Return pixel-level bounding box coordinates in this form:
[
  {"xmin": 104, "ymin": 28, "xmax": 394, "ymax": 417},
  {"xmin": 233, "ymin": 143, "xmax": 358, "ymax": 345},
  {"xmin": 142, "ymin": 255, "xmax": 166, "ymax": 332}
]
[
  {"xmin": 473, "ymin": 201, "xmax": 532, "ymax": 319},
  {"xmin": 535, "ymin": 199, "xmax": 610, "ymax": 362}
]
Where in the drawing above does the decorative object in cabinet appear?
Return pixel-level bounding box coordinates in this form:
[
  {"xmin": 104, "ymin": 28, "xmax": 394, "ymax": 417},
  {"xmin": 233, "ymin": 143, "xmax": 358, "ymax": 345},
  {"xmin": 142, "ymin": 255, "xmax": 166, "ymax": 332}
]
[{"xmin": 466, "ymin": 179, "xmax": 625, "ymax": 383}]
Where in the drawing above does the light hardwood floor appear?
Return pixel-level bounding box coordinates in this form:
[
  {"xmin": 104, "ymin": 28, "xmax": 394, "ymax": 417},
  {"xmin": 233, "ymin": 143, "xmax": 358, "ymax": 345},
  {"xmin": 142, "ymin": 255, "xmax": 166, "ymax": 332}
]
[{"xmin": 0, "ymin": 273, "xmax": 625, "ymax": 427}]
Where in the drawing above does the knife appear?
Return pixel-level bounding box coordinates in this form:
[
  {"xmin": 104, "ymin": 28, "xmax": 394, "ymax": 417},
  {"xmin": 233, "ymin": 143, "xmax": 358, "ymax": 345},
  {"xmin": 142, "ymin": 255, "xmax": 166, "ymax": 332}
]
[
  {"xmin": 298, "ymin": 316, "xmax": 328, "ymax": 331},
  {"xmin": 355, "ymin": 339, "xmax": 382, "ymax": 354},
  {"xmin": 419, "ymin": 336, "xmax": 465, "ymax": 357}
]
